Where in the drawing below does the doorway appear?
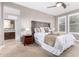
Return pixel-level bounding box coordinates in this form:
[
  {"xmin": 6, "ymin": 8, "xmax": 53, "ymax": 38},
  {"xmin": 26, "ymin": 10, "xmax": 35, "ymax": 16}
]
[{"xmin": 4, "ymin": 19, "xmax": 15, "ymax": 40}]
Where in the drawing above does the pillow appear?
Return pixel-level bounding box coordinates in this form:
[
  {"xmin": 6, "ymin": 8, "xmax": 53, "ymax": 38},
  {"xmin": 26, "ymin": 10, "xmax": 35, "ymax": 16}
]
[
  {"xmin": 44, "ymin": 27, "xmax": 50, "ymax": 33},
  {"xmin": 34, "ymin": 28, "xmax": 41, "ymax": 33},
  {"xmin": 40, "ymin": 27, "xmax": 45, "ymax": 33}
]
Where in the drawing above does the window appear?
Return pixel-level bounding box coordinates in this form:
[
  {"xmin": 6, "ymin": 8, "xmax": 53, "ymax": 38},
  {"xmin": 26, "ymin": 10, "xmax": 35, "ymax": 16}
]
[
  {"xmin": 58, "ymin": 16, "xmax": 66, "ymax": 32},
  {"xmin": 68, "ymin": 13, "xmax": 79, "ymax": 33}
]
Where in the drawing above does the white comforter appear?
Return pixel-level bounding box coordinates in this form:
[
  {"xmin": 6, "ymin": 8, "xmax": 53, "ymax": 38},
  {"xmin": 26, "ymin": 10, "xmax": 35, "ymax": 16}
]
[
  {"xmin": 52, "ymin": 34, "xmax": 76, "ymax": 56},
  {"xmin": 34, "ymin": 33, "xmax": 76, "ymax": 56}
]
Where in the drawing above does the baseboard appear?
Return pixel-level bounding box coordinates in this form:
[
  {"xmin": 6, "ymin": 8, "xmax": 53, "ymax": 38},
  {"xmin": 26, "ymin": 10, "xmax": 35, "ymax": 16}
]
[{"xmin": 0, "ymin": 45, "xmax": 5, "ymax": 49}]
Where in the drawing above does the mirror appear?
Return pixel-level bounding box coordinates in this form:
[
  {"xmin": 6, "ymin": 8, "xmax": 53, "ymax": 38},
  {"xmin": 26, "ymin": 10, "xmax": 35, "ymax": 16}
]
[{"xmin": 4, "ymin": 19, "xmax": 15, "ymax": 29}]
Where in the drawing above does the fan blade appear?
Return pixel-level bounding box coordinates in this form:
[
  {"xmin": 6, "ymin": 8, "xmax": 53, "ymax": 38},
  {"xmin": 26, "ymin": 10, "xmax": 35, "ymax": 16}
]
[
  {"xmin": 62, "ymin": 3, "xmax": 66, "ymax": 8},
  {"xmin": 47, "ymin": 5, "xmax": 56, "ymax": 8}
]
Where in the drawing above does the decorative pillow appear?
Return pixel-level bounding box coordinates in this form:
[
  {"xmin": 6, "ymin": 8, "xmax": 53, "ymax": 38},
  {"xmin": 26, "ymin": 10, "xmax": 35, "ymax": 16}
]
[{"xmin": 44, "ymin": 27, "xmax": 50, "ymax": 33}]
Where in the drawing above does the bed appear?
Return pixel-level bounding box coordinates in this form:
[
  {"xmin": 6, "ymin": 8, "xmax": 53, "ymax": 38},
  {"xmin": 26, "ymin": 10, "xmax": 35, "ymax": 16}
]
[{"xmin": 31, "ymin": 21, "xmax": 76, "ymax": 56}]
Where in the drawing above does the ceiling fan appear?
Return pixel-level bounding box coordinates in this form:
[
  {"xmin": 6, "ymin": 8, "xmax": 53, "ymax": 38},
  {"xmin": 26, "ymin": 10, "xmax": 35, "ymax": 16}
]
[{"xmin": 48, "ymin": 2, "xmax": 67, "ymax": 9}]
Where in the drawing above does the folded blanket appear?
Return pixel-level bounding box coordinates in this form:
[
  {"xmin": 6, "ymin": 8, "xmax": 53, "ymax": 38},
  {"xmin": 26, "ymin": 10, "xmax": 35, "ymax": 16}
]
[{"xmin": 44, "ymin": 34, "xmax": 59, "ymax": 47}]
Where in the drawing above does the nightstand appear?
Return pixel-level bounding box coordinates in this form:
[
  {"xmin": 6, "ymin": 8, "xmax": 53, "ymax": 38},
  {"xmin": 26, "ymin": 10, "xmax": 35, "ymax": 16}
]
[{"xmin": 23, "ymin": 35, "xmax": 33, "ymax": 46}]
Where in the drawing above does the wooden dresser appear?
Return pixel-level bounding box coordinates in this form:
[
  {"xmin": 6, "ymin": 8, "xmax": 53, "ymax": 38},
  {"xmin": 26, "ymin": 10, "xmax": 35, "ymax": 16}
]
[{"xmin": 23, "ymin": 35, "xmax": 33, "ymax": 46}]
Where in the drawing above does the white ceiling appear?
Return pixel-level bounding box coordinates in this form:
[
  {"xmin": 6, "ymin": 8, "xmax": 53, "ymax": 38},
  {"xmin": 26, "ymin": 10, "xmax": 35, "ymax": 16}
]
[{"xmin": 14, "ymin": 2, "xmax": 79, "ymax": 16}]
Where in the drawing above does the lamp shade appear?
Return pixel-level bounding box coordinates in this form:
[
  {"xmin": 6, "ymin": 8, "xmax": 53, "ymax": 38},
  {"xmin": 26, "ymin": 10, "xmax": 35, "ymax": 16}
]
[
  {"xmin": 25, "ymin": 28, "xmax": 30, "ymax": 31},
  {"xmin": 22, "ymin": 28, "xmax": 31, "ymax": 35}
]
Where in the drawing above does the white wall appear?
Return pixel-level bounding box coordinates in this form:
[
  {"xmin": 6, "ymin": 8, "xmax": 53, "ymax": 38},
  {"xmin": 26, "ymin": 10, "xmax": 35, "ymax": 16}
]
[
  {"xmin": 20, "ymin": 7, "xmax": 55, "ymax": 35},
  {"xmin": 15, "ymin": 16, "xmax": 21, "ymax": 41},
  {"xmin": 3, "ymin": 2, "xmax": 56, "ymax": 42},
  {"xmin": 0, "ymin": 3, "xmax": 4, "ymax": 47}
]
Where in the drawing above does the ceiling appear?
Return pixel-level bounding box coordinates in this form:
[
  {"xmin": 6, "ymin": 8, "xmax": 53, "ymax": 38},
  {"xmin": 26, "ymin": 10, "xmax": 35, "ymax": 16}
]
[{"xmin": 14, "ymin": 2, "xmax": 79, "ymax": 16}]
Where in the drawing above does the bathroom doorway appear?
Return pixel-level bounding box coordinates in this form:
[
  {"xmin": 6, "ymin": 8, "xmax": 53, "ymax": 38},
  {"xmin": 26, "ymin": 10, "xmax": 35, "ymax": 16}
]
[{"xmin": 4, "ymin": 19, "xmax": 15, "ymax": 40}]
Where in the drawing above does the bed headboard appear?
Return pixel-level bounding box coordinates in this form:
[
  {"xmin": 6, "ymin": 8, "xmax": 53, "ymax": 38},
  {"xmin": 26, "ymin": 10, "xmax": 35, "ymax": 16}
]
[{"xmin": 31, "ymin": 21, "xmax": 51, "ymax": 34}]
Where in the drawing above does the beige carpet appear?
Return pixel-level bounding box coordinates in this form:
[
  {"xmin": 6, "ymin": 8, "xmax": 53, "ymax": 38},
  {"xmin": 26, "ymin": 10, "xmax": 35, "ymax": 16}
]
[
  {"xmin": 0, "ymin": 39, "xmax": 54, "ymax": 57},
  {"xmin": 0, "ymin": 39, "xmax": 79, "ymax": 57}
]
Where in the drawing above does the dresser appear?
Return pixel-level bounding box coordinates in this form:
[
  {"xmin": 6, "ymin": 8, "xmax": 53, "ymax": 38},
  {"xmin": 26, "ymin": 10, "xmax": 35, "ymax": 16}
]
[{"xmin": 23, "ymin": 35, "xmax": 33, "ymax": 46}]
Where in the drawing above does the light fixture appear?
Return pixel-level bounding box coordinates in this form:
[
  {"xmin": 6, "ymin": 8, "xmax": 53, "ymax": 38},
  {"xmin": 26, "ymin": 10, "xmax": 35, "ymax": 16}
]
[
  {"xmin": 56, "ymin": 2, "xmax": 62, "ymax": 7},
  {"xmin": 48, "ymin": 2, "xmax": 67, "ymax": 9}
]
